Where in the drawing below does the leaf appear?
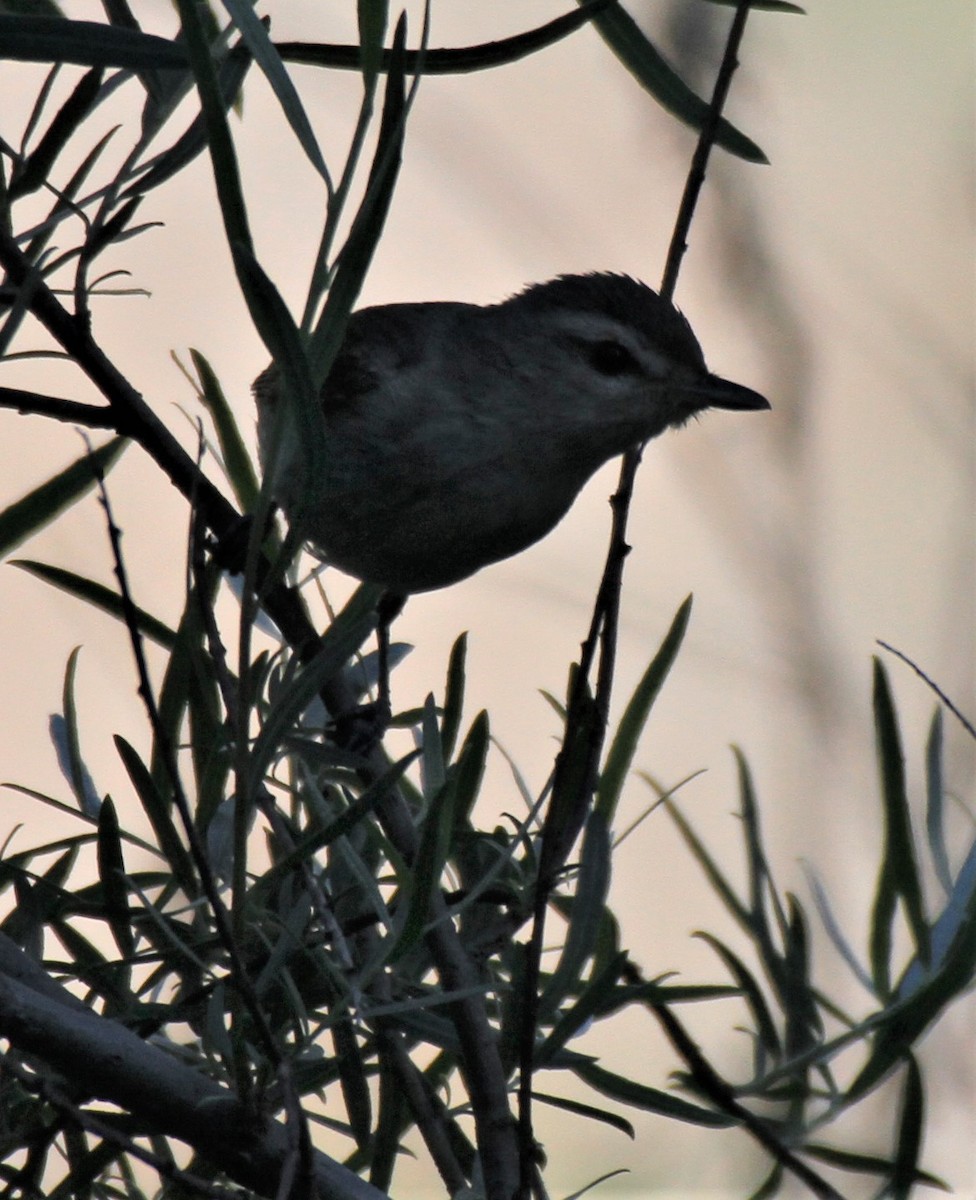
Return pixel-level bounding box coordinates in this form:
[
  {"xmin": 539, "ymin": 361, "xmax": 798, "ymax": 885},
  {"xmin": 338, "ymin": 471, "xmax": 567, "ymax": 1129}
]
[
  {"xmin": 449, "ymin": 709, "xmax": 489, "ymax": 833},
  {"xmin": 583, "ymin": 3, "xmax": 767, "ymax": 163},
  {"xmin": 393, "ymin": 750, "xmax": 458, "ymax": 960},
  {"xmin": 537, "ymin": 950, "xmax": 628, "ymax": 1065},
  {"xmin": 574, "ymin": 1061, "xmax": 733, "ymax": 1127},
  {"xmin": 703, "ymin": 0, "xmax": 804, "ymax": 11},
  {"xmin": 277, "ymin": 2, "xmax": 611, "ymax": 77},
  {"xmin": 122, "ymin": 36, "xmax": 254, "ymax": 201},
  {"xmin": 9, "ymin": 66, "xmax": 103, "ymax": 199},
  {"xmin": 696, "ymin": 932, "xmax": 782, "ymax": 1062},
  {"xmin": 221, "ymin": 0, "xmax": 330, "ymax": 184},
  {"xmin": 0, "ymin": 15, "xmax": 186, "ymax": 69},
  {"xmin": 440, "ymin": 631, "xmax": 467, "ymax": 764},
  {"xmin": 357, "ymin": 0, "xmax": 389, "ymax": 90},
  {"xmin": 596, "ymin": 595, "xmax": 691, "ymax": 823},
  {"xmin": 174, "ymin": 0, "xmax": 252, "ymax": 257},
  {"xmin": 870, "ymin": 658, "xmax": 930, "ymax": 998},
  {"xmin": 97, "ymin": 796, "xmax": 134, "ymax": 962},
  {"xmin": 531, "ymin": 1089, "xmax": 634, "ymax": 1139},
  {"xmin": 309, "ymin": 13, "xmax": 409, "ymax": 384},
  {"xmin": 924, "ymin": 708, "xmax": 952, "ymax": 896},
  {"xmin": 804, "ymin": 1138, "xmax": 948, "ymax": 1191},
  {"xmin": 53, "ymin": 647, "xmax": 100, "ymax": 818},
  {"xmin": 0, "ymin": 436, "xmax": 127, "ymax": 559},
  {"xmin": 250, "ymin": 583, "xmax": 382, "ymax": 782},
  {"xmin": 662, "ymin": 792, "xmax": 750, "ymax": 931},
  {"xmin": 231, "ymin": 242, "xmax": 322, "ymax": 481},
  {"xmin": 113, "ymin": 735, "xmax": 198, "ymax": 898},
  {"xmin": 540, "ymin": 811, "xmax": 612, "ymax": 1020},
  {"xmin": 188, "ymin": 349, "xmax": 260, "ymax": 514},
  {"xmin": 420, "ymin": 692, "xmax": 446, "ymax": 800},
  {"xmin": 13, "ymin": 560, "xmax": 176, "ymax": 647}
]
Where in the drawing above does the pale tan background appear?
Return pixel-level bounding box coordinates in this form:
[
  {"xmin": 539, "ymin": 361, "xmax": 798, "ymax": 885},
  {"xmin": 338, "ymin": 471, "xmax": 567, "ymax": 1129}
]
[{"xmin": 0, "ymin": 2, "xmax": 973, "ymax": 1196}]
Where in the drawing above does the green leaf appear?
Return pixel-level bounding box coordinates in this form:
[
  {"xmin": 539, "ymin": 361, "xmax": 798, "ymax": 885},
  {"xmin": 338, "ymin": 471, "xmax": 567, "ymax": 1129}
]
[
  {"xmin": 394, "ymin": 746, "xmax": 458, "ymax": 959},
  {"xmin": 449, "ymin": 709, "xmax": 488, "ymax": 833},
  {"xmin": 281, "ymin": 2, "xmax": 617, "ymax": 80},
  {"xmin": 420, "ymin": 692, "xmax": 446, "ymax": 800},
  {"xmin": 924, "ymin": 708, "xmax": 952, "ymax": 895},
  {"xmin": 870, "ymin": 658, "xmax": 930, "ymax": 998},
  {"xmin": 151, "ymin": 576, "xmax": 225, "ymax": 805},
  {"xmin": 309, "ymin": 13, "xmax": 409, "ymax": 384},
  {"xmin": 583, "ymin": 3, "xmax": 767, "ymax": 163},
  {"xmin": 174, "ymin": 0, "xmax": 252, "ymax": 256},
  {"xmin": 56, "ymin": 646, "xmax": 99, "ymax": 817},
  {"xmin": 254, "ymin": 751, "xmax": 418, "ymax": 896},
  {"xmin": 779, "ymin": 893, "xmax": 822, "ymax": 1060},
  {"xmin": 0, "ymin": 436, "xmax": 127, "ymax": 559},
  {"xmin": 663, "ymin": 792, "xmax": 750, "ymax": 931},
  {"xmin": 540, "ymin": 811, "xmax": 612, "ymax": 1020},
  {"xmin": 597, "ymin": 595, "xmax": 691, "ymax": 823},
  {"xmin": 541, "ymin": 674, "xmax": 601, "ymax": 883},
  {"xmin": 113, "ymin": 735, "xmax": 198, "ymax": 898},
  {"xmin": 97, "ymin": 796, "xmax": 134, "ymax": 962},
  {"xmin": 0, "ymin": 15, "xmax": 186, "ymax": 69},
  {"xmin": 537, "ymin": 949, "xmax": 628, "ymax": 1065},
  {"xmin": 696, "ymin": 931, "xmax": 781, "ymax": 1063},
  {"xmin": 357, "ymin": 0, "xmax": 389, "ymax": 90},
  {"xmin": 231, "ymin": 242, "xmax": 323, "ymax": 487},
  {"xmin": 188, "ymin": 348, "xmax": 260, "ymax": 514},
  {"xmin": 221, "ymin": 0, "xmax": 330, "ymax": 184},
  {"xmin": 804, "ymin": 1138, "xmax": 948, "ymax": 1191},
  {"xmin": 9, "ymin": 66, "xmax": 103, "ymax": 200},
  {"xmin": 574, "ymin": 1061, "xmax": 733, "ymax": 1127},
  {"xmin": 531, "ymin": 1088, "xmax": 634, "ymax": 1139},
  {"xmin": 703, "ymin": 0, "xmax": 804, "ymax": 11},
  {"xmin": 13, "ymin": 559, "xmax": 176, "ymax": 648},
  {"xmin": 440, "ymin": 631, "xmax": 467, "ymax": 764},
  {"xmin": 121, "ymin": 36, "xmax": 254, "ymax": 202}
]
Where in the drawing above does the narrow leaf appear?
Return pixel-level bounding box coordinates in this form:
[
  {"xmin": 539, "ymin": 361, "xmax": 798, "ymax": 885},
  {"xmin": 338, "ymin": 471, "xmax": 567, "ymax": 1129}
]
[
  {"xmin": 14, "ymin": 559, "xmax": 176, "ymax": 647},
  {"xmin": 584, "ymin": 3, "xmax": 767, "ymax": 162},
  {"xmin": 188, "ymin": 348, "xmax": 260, "ymax": 513},
  {"xmin": 870, "ymin": 658, "xmax": 930, "ymax": 997},
  {"xmin": 597, "ymin": 595, "xmax": 691, "ymax": 822},
  {"xmin": 0, "ymin": 436, "xmax": 127, "ymax": 559},
  {"xmin": 0, "ymin": 15, "xmax": 187, "ymax": 69},
  {"xmin": 97, "ymin": 796, "xmax": 135, "ymax": 961},
  {"xmin": 574, "ymin": 1061, "xmax": 732, "ymax": 1126}
]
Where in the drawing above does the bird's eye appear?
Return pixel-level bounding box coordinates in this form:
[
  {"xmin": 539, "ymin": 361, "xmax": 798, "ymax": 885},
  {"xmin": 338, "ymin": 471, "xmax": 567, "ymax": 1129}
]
[{"xmin": 587, "ymin": 339, "xmax": 638, "ymax": 377}]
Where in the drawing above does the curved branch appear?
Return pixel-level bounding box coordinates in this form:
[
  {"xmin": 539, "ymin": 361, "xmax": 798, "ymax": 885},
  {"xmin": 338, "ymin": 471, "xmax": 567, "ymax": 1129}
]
[{"xmin": 0, "ymin": 969, "xmax": 387, "ymax": 1200}]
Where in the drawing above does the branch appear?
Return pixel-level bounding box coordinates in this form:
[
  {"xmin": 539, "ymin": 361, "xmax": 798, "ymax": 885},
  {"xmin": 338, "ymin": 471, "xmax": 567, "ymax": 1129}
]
[
  {"xmin": 0, "ymin": 968, "xmax": 387, "ymax": 1200},
  {"xmin": 0, "ymin": 384, "xmax": 117, "ymax": 427}
]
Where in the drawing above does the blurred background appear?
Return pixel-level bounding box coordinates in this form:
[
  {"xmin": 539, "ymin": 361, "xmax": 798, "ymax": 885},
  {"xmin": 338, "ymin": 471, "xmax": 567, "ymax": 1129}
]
[{"xmin": 0, "ymin": 2, "xmax": 973, "ymax": 1195}]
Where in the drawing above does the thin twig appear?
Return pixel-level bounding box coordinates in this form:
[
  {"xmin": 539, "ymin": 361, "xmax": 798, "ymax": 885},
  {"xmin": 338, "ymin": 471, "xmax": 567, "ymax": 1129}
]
[
  {"xmin": 0, "ymin": 384, "xmax": 117, "ymax": 426},
  {"xmin": 517, "ymin": 3, "xmax": 758, "ymax": 1192},
  {"xmin": 877, "ymin": 640, "xmax": 976, "ymax": 742}
]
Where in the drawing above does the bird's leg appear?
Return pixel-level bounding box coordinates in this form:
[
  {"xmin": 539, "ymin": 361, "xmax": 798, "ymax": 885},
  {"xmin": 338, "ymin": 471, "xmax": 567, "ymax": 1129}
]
[
  {"xmin": 330, "ymin": 590, "xmax": 406, "ymax": 753},
  {"xmin": 375, "ymin": 589, "xmax": 406, "ymax": 717}
]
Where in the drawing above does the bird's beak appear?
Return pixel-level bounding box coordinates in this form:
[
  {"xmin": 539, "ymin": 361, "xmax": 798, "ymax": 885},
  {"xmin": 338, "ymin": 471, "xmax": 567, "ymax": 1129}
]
[{"xmin": 701, "ymin": 373, "xmax": 770, "ymax": 412}]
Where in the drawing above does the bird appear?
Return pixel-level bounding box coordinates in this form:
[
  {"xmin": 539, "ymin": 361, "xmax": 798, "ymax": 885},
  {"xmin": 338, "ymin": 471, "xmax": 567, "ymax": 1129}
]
[{"xmin": 254, "ymin": 272, "xmax": 769, "ymax": 595}]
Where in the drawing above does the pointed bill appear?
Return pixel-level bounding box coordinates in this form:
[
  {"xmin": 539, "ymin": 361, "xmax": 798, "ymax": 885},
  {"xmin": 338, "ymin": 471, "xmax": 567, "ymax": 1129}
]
[{"xmin": 702, "ymin": 373, "xmax": 770, "ymax": 411}]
